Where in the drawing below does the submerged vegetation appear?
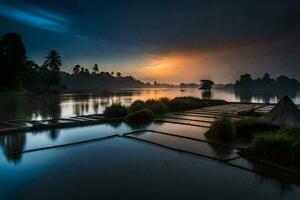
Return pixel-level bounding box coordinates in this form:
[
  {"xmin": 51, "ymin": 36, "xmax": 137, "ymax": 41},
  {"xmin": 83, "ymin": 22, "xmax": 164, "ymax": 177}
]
[{"xmin": 104, "ymin": 96, "xmax": 227, "ymax": 120}]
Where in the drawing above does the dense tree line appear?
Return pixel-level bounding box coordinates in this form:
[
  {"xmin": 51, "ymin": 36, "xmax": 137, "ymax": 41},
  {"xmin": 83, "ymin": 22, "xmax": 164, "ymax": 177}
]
[
  {"xmin": 0, "ymin": 33, "xmax": 61, "ymax": 92},
  {"xmin": 0, "ymin": 32, "xmax": 145, "ymax": 92},
  {"xmin": 62, "ymin": 65, "xmax": 145, "ymax": 90},
  {"xmin": 234, "ymin": 73, "xmax": 300, "ymax": 93}
]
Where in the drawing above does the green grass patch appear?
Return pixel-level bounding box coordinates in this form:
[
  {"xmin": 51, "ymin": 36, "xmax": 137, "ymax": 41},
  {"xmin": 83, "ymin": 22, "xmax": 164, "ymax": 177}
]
[
  {"xmin": 103, "ymin": 104, "xmax": 128, "ymax": 118},
  {"xmin": 205, "ymin": 117, "xmax": 236, "ymax": 141},
  {"xmin": 249, "ymin": 128, "xmax": 300, "ymax": 165}
]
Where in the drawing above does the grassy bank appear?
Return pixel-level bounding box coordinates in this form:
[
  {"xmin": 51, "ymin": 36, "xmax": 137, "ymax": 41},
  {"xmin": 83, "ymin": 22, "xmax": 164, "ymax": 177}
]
[
  {"xmin": 104, "ymin": 96, "xmax": 227, "ymax": 121},
  {"xmin": 249, "ymin": 128, "xmax": 300, "ymax": 166},
  {"xmin": 206, "ymin": 117, "xmax": 299, "ymax": 168}
]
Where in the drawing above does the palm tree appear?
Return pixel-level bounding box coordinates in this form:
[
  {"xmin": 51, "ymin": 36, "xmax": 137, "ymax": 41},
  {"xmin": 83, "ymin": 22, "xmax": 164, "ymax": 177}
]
[
  {"xmin": 43, "ymin": 50, "xmax": 61, "ymax": 86},
  {"xmin": 43, "ymin": 50, "xmax": 61, "ymax": 72},
  {"xmin": 73, "ymin": 65, "xmax": 81, "ymax": 74},
  {"xmin": 92, "ymin": 64, "xmax": 99, "ymax": 74}
]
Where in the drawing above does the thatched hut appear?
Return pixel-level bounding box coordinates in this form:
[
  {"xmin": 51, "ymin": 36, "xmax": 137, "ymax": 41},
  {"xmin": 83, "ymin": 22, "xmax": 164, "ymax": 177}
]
[{"xmin": 260, "ymin": 96, "xmax": 300, "ymax": 127}]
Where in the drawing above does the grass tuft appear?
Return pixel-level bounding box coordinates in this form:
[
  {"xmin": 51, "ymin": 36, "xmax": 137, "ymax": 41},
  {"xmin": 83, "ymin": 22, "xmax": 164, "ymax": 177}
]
[{"xmin": 206, "ymin": 117, "xmax": 236, "ymax": 141}]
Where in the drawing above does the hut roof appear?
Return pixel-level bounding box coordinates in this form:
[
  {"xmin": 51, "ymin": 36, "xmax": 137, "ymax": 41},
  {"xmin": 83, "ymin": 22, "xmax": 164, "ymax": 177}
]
[{"xmin": 260, "ymin": 96, "xmax": 300, "ymax": 127}]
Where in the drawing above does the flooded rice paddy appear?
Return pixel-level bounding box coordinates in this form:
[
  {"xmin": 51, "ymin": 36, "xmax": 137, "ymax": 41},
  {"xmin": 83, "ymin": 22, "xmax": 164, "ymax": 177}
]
[{"xmin": 0, "ymin": 102, "xmax": 299, "ymax": 199}]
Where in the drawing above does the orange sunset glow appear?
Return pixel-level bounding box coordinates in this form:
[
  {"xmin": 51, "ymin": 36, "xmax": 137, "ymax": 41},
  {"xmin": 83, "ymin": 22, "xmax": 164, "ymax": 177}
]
[{"xmin": 136, "ymin": 50, "xmax": 233, "ymax": 83}]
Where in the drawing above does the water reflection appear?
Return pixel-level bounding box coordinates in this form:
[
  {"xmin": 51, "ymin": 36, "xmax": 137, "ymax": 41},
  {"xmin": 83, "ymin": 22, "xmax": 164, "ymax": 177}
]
[
  {"xmin": 251, "ymin": 160, "xmax": 300, "ymax": 185},
  {"xmin": 235, "ymin": 90, "xmax": 298, "ymax": 103},
  {"xmin": 207, "ymin": 142, "xmax": 234, "ymax": 158},
  {"xmin": 1, "ymin": 136, "xmax": 298, "ymax": 199},
  {"xmin": 108, "ymin": 121, "xmax": 122, "ymax": 128},
  {"xmin": 0, "ymin": 120, "xmax": 299, "ymax": 199},
  {"xmin": 1, "ymin": 88, "xmax": 300, "ymax": 121},
  {"xmin": 126, "ymin": 120, "xmax": 152, "ymax": 129},
  {"xmin": 201, "ymin": 91, "xmax": 212, "ymax": 99},
  {"xmin": 48, "ymin": 129, "xmax": 60, "ymax": 141},
  {"xmin": 0, "ymin": 121, "xmax": 140, "ymax": 164},
  {"xmin": 0, "ymin": 133, "xmax": 26, "ymax": 163}
]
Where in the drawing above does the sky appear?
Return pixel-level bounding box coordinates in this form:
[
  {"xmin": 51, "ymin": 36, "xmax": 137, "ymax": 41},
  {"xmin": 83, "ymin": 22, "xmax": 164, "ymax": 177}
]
[{"xmin": 0, "ymin": 0, "xmax": 300, "ymax": 84}]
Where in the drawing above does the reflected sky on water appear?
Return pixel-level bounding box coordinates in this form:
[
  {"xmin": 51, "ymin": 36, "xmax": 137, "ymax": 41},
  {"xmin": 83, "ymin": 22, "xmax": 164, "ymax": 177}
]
[
  {"xmin": 0, "ymin": 117, "xmax": 299, "ymax": 199},
  {"xmin": 0, "ymin": 129, "xmax": 299, "ymax": 199},
  {"xmin": 1, "ymin": 88, "xmax": 300, "ymax": 121}
]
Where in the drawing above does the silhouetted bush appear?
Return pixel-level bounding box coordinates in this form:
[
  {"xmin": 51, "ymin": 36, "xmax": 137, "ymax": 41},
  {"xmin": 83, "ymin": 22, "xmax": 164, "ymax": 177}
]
[
  {"xmin": 148, "ymin": 102, "xmax": 168, "ymax": 114},
  {"xmin": 104, "ymin": 97, "xmax": 227, "ymax": 120},
  {"xmin": 205, "ymin": 117, "xmax": 236, "ymax": 141},
  {"xmin": 127, "ymin": 109, "xmax": 154, "ymax": 121},
  {"xmin": 129, "ymin": 100, "xmax": 146, "ymax": 112},
  {"xmin": 103, "ymin": 104, "xmax": 128, "ymax": 118},
  {"xmin": 158, "ymin": 97, "xmax": 170, "ymax": 104},
  {"xmin": 168, "ymin": 96, "xmax": 226, "ymax": 111}
]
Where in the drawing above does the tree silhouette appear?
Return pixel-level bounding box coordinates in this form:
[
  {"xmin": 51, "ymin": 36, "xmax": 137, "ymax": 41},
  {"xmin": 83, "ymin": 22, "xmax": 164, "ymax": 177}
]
[
  {"xmin": 200, "ymin": 80, "xmax": 214, "ymax": 92},
  {"xmin": 117, "ymin": 72, "xmax": 121, "ymax": 77},
  {"xmin": 25, "ymin": 60, "xmax": 39, "ymax": 71},
  {"xmin": 92, "ymin": 64, "xmax": 99, "ymax": 74},
  {"xmin": 43, "ymin": 50, "xmax": 61, "ymax": 87},
  {"xmin": 73, "ymin": 65, "xmax": 81, "ymax": 74},
  {"xmin": 111, "ymin": 71, "xmax": 114, "ymax": 76},
  {"xmin": 43, "ymin": 50, "xmax": 61, "ymax": 72},
  {"xmin": 0, "ymin": 33, "xmax": 27, "ymax": 90},
  {"xmin": 263, "ymin": 73, "xmax": 270, "ymax": 80}
]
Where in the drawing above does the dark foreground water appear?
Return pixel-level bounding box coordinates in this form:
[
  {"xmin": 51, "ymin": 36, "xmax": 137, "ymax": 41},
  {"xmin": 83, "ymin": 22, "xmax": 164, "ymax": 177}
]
[
  {"xmin": 0, "ymin": 121, "xmax": 299, "ymax": 199},
  {"xmin": 1, "ymin": 88, "xmax": 300, "ymax": 121}
]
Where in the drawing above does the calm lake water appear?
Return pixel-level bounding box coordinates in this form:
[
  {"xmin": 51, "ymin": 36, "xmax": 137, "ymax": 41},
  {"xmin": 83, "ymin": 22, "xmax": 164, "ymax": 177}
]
[{"xmin": 1, "ymin": 88, "xmax": 300, "ymax": 121}]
